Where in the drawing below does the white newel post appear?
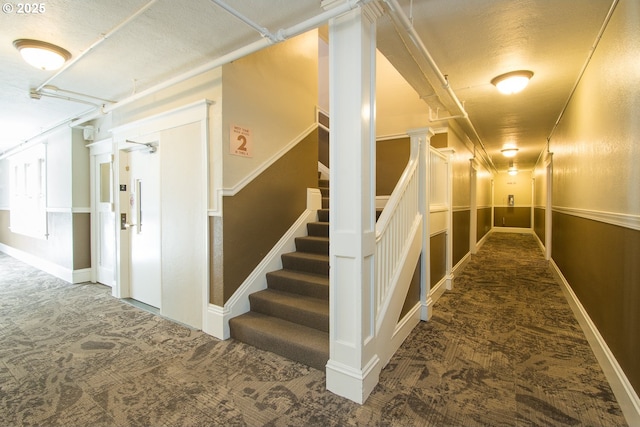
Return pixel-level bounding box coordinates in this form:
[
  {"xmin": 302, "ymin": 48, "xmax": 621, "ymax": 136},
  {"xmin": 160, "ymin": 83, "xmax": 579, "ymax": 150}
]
[
  {"xmin": 325, "ymin": 2, "xmax": 382, "ymax": 404},
  {"xmin": 406, "ymin": 128, "xmax": 434, "ymax": 321}
]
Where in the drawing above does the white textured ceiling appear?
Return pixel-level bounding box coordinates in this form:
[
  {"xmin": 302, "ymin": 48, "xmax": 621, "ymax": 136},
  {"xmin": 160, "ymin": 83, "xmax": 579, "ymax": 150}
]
[{"xmin": 0, "ymin": 0, "xmax": 616, "ymax": 173}]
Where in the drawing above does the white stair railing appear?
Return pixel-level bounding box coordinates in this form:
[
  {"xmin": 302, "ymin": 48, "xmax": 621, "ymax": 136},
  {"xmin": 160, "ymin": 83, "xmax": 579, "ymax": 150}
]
[{"xmin": 374, "ymin": 134, "xmax": 425, "ymax": 359}]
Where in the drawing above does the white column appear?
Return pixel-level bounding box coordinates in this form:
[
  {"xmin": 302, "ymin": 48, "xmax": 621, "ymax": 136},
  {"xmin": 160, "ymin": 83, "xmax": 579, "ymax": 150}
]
[
  {"xmin": 406, "ymin": 128, "xmax": 434, "ymax": 321},
  {"xmin": 325, "ymin": 2, "xmax": 382, "ymax": 404}
]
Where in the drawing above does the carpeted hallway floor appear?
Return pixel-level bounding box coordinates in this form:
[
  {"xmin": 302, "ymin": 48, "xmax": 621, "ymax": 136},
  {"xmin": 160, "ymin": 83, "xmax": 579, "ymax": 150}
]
[{"xmin": 0, "ymin": 233, "xmax": 628, "ymax": 426}]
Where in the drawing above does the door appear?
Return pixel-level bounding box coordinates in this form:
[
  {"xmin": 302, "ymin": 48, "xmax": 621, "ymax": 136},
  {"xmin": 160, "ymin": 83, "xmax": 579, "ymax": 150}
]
[
  {"xmin": 126, "ymin": 146, "xmax": 161, "ymax": 308},
  {"xmin": 95, "ymin": 153, "xmax": 116, "ymax": 286}
]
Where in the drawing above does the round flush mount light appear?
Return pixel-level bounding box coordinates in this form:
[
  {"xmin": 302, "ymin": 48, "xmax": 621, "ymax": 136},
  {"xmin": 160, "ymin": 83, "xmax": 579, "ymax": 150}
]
[
  {"xmin": 491, "ymin": 70, "xmax": 534, "ymax": 95},
  {"xmin": 501, "ymin": 145, "xmax": 519, "ymax": 157},
  {"xmin": 13, "ymin": 39, "xmax": 71, "ymax": 71}
]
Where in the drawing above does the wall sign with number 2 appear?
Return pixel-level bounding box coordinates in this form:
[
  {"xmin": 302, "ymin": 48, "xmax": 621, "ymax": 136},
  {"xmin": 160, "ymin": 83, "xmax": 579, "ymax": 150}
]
[{"xmin": 230, "ymin": 124, "xmax": 252, "ymax": 157}]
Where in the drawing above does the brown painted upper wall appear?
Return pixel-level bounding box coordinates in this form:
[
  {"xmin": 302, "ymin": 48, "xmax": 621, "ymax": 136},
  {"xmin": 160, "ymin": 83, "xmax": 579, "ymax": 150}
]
[{"xmin": 377, "ymin": 137, "xmax": 410, "ymax": 195}]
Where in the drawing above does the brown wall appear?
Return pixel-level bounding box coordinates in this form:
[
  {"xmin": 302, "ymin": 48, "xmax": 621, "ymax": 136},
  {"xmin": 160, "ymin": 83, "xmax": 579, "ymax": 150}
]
[
  {"xmin": 552, "ymin": 212, "xmax": 640, "ymax": 393},
  {"xmin": 533, "ymin": 207, "xmax": 545, "ymax": 244},
  {"xmin": 399, "ymin": 256, "xmax": 421, "ymax": 319},
  {"xmin": 430, "ymin": 232, "xmax": 446, "ymax": 285},
  {"xmin": 493, "ymin": 206, "xmax": 531, "ymax": 228},
  {"xmin": 477, "ymin": 207, "xmax": 492, "ymax": 241},
  {"xmin": 376, "ymin": 137, "xmax": 410, "ymax": 195},
  {"xmin": 219, "ymin": 131, "xmax": 318, "ymax": 304},
  {"xmin": 453, "ymin": 210, "xmax": 470, "ymax": 266},
  {"xmin": 73, "ymin": 213, "xmax": 91, "ymax": 270}
]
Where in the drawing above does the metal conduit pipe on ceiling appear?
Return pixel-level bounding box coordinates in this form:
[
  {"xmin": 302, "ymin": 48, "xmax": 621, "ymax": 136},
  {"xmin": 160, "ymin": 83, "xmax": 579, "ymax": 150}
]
[
  {"xmin": 35, "ymin": 0, "xmax": 160, "ymax": 93},
  {"xmin": 382, "ymin": 0, "xmax": 498, "ymax": 173},
  {"xmin": 70, "ymin": 0, "xmax": 364, "ymax": 128}
]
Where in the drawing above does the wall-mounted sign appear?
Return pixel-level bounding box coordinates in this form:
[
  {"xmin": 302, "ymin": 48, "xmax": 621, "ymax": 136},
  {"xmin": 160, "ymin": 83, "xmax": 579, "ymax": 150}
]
[{"xmin": 230, "ymin": 124, "xmax": 252, "ymax": 157}]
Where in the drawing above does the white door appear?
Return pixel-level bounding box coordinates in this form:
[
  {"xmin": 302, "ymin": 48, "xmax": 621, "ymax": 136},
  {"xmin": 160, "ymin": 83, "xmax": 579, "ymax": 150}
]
[
  {"xmin": 95, "ymin": 153, "xmax": 116, "ymax": 286},
  {"xmin": 127, "ymin": 147, "xmax": 161, "ymax": 308}
]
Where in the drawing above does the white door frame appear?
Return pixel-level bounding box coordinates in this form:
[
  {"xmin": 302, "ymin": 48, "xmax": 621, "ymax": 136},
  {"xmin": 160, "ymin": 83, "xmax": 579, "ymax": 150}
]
[{"xmin": 88, "ymin": 138, "xmax": 116, "ymax": 286}]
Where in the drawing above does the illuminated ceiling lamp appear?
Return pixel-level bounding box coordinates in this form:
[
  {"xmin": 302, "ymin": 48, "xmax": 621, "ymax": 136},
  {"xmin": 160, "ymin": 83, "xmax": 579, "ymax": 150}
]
[
  {"xmin": 508, "ymin": 161, "xmax": 518, "ymax": 176},
  {"xmin": 501, "ymin": 145, "xmax": 519, "ymax": 157},
  {"xmin": 491, "ymin": 70, "xmax": 534, "ymax": 95},
  {"xmin": 13, "ymin": 39, "xmax": 71, "ymax": 71}
]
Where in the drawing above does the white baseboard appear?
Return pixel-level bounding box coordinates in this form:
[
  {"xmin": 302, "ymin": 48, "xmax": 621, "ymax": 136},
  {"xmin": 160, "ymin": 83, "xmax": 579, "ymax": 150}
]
[
  {"xmin": 326, "ymin": 354, "xmax": 381, "ymax": 404},
  {"xmin": 550, "ymin": 259, "xmax": 640, "ymax": 426},
  {"xmin": 0, "ymin": 243, "xmax": 87, "ymax": 284},
  {"xmin": 491, "ymin": 226, "xmax": 533, "ymax": 234}
]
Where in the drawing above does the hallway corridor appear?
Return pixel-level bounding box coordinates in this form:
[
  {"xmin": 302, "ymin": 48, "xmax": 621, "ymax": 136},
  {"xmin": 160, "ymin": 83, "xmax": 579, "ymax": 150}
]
[{"xmin": 0, "ymin": 233, "xmax": 627, "ymax": 426}]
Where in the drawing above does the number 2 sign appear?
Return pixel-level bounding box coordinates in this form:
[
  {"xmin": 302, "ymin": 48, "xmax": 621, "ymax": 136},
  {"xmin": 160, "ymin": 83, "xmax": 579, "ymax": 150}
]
[{"xmin": 230, "ymin": 124, "xmax": 252, "ymax": 157}]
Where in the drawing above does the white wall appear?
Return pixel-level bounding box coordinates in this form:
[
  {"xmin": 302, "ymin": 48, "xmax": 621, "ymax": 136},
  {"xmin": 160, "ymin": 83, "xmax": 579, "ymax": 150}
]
[{"xmin": 0, "ymin": 159, "xmax": 9, "ymax": 209}]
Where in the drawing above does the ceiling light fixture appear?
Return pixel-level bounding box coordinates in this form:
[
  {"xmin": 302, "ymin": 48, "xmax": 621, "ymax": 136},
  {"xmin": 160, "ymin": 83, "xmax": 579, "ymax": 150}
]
[
  {"xmin": 13, "ymin": 39, "xmax": 71, "ymax": 71},
  {"xmin": 508, "ymin": 161, "xmax": 518, "ymax": 176},
  {"xmin": 501, "ymin": 146, "xmax": 519, "ymax": 157},
  {"xmin": 491, "ymin": 70, "xmax": 534, "ymax": 95}
]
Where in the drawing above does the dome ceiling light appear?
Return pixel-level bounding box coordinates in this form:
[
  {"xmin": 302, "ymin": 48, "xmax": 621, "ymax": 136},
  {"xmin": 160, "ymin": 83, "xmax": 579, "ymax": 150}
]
[
  {"xmin": 491, "ymin": 70, "xmax": 534, "ymax": 95},
  {"xmin": 501, "ymin": 145, "xmax": 519, "ymax": 157},
  {"xmin": 13, "ymin": 39, "xmax": 71, "ymax": 71}
]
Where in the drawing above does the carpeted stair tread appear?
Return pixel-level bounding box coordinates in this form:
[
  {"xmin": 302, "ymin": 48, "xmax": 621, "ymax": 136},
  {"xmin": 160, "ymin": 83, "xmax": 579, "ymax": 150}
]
[
  {"xmin": 249, "ymin": 289, "xmax": 328, "ymax": 332},
  {"xmin": 295, "ymin": 235, "xmax": 329, "ymax": 254},
  {"xmin": 229, "ymin": 311, "xmax": 329, "ymax": 371},
  {"xmin": 282, "ymin": 251, "xmax": 329, "ymax": 276},
  {"xmin": 266, "ymin": 269, "xmax": 329, "ymax": 299}
]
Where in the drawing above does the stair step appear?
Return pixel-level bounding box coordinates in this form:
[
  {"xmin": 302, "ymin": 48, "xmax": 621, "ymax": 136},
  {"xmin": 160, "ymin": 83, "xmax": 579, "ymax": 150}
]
[
  {"xmin": 229, "ymin": 312, "xmax": 329, "ymax": 371},
  {"xmin": 307, "ymin": 222, "xmax": 329, "ymax": 237},
  {"xmin": 282, "ymin": 252, "xmax": 329, "ymax": 276},
  {"xmin": 319, "ymin": 179, "xmax": 329, "ymax": 188},
  {"xmin": 295, "ymin": 235, "xmax": 329, "ymax": 255},
  {"xmin": 249, "ymin": 289, "xmax": 328, "ymax": 332},
  {"xmin": 319, "ymin": 186, "xmax": 329, "ymax": 197},
  {"xmin": 266, "ymin": 269, "xmax": 329, "ymax": 299},
  {"xmin": 317, "ymin": 209, "xmax": 329, "ymax": 222},
  {"xmin": 322, "ymin": 197, "xmax": 329, "ymax": 209}
]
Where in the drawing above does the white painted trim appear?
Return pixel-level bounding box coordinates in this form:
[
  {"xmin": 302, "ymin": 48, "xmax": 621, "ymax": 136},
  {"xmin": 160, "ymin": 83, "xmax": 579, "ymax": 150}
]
[
  {"xmin": 553, "ymin": 206, "xmax": 640, "ymax": 231},
  {"xmin": 476, "ymin": 228, "xmax": 491, "ymax": 250},
  {"xmin": 492, "ymin": 227, "xmax": 533, "ymax": 234},
  {"xmin": 111, "ymin": 99, "xmax": 213, "ymax": 137},
  {"xmin": 550, "ymin": 259, "xmax": 640, "ymax": 427},
  {"xmin": 450, "ymin": 251, "xmax": 471, "ymax": 290},
  {"xmin": 221, "ymin": 124, "xmax": 317, "ymax": 198},
  {"xmin": 429, "ymin": 276, "xmax": 447, "ymax": 306},
  {"xmin": 209, "ymin": 123, "xmax": 318, "ymax": 216},
  {"xmin": 376, "ymin": 133, "xmax": 408, "ymax": 141},
  {"xmin": 46, "ymin": 207, "xmax": 91, "ymax": 213},
  {"xmin": 0, "ymin": 243, "xmax": 88, "ymax": 284},
  {"xmin": 318, "ymin": 161, "xmax": 330, "ymax": 181},
  {"xmin": 203, "ymin": 189, "xmax": 322, "ymax": 339},
  {"xmin": 325, "ymin": 354, "xmax": 381, "ymax": 404},
  {"xmin": 375, "ymin": 195, "xmax": 389, "ymax": 210}
]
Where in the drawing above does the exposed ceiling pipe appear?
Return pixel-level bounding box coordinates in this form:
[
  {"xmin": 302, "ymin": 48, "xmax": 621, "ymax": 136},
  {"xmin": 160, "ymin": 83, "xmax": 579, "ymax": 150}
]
[
  {"xmin": 70, "ymin": 0, "xmax": 364, "ymax": 128},
  {"xmin": 35, "ymin": 0, "xmax": 160, "ymax": 93},
  {"xmin": 209, "ymin": 0, "xmax": 275, "ymax": 42},
  {"xmin": 382, "ymin": 0, "xmax": 498, "ymax": 173}
]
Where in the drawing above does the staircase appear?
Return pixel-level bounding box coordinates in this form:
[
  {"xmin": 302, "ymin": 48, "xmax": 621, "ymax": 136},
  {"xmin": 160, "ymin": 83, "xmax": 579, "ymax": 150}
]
[{"xmin": 229, "ymin": 178, "xmax": 331, "ymax": 370}]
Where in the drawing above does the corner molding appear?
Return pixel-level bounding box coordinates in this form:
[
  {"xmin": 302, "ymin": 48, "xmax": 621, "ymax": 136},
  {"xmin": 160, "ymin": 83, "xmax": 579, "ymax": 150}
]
[{"xmin": 550, "ymin": 259, "xmax": 640, "ymax": 426}]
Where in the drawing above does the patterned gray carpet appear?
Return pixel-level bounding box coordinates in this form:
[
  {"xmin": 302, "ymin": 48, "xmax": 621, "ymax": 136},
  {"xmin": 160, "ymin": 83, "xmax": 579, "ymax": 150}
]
[{"xmin": 0, "ymin": 233, "xmax": 627, "ymax": 426}]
